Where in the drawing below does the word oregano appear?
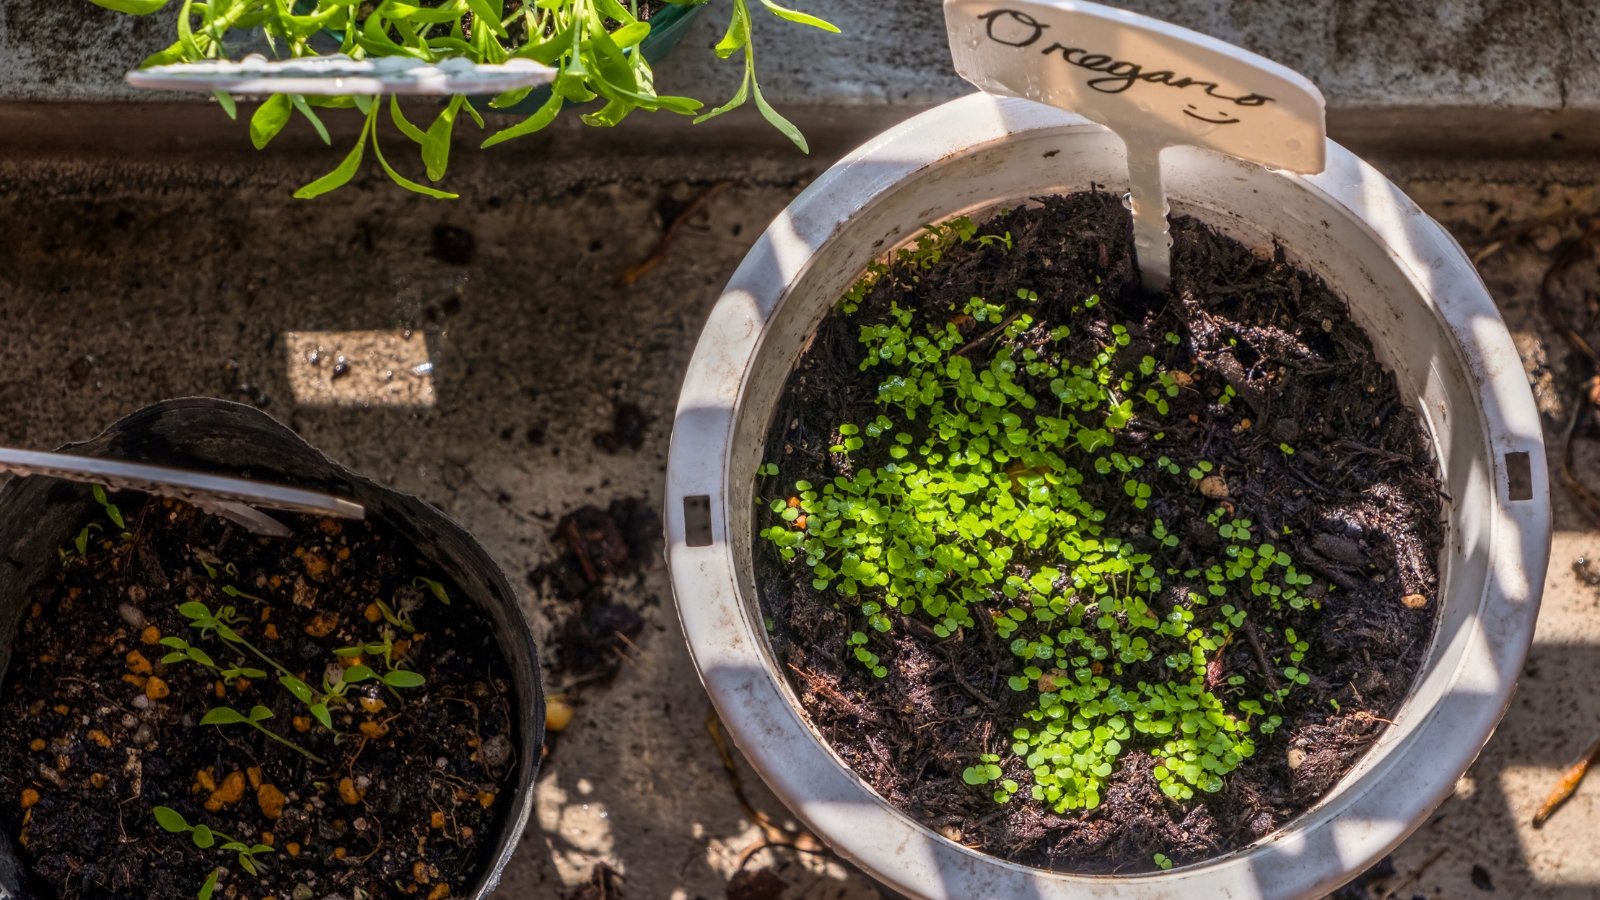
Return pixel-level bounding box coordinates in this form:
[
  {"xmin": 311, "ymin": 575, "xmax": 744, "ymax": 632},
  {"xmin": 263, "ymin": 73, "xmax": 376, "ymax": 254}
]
[
  {"xmin": 761, "ymin": 218, "xmax": 1327, "ymax": 814},
  {"xmin": 94, "ymin": 0, "xmax": 838, "ymax": 197}
]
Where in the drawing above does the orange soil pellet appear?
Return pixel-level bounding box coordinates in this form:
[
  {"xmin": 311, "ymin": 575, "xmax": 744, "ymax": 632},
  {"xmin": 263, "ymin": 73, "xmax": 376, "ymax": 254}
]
[
  {"xmin": 121, "ymin": 674, "xmax": 147, "ymax": 687},
  {"xmin": 257, "ymin": 783, "xmax": 287, "ymax": 820},
  {"xmin": 87, "ymin": 730, "xmax": 112, "ymax": 749},
  {"xmin": 19, "ymin": 789, "xmax": 40, "ymax": 809},
  {"xmin": 302, "ymin": 553, "xmax": 330, "ymax": 580},
  {"xmin": 363, "ymin": 603, "xmax": 383, "ymax": 623},
  {"xmin": 338, "ymin": 777, "xmax": 361, "ymax": 805},
  {"xmin": 428, "ymin": 885, "xmax": 450, "ymax": 900},
  {"xmin": 90, "ymin": 773, "xmax": 107, "ymax": 789},
  {"xmin": 304, "ymin": 612, "xmax": 338, "ymax": 638},
  {"xmin": 197, "ymin": 768, "xmax": 217, "ymax": 792},
  {"xmin": 247, "ymin": 766, "xmax": 263, "ymax": 789},
  {"xmin": 429, "ymin": 811, "xmax": 445, "ymax": 829},
  {"xmin": 140, "ymin": 626, "xmax": 161, "ymax": 645},
  {"xmin": 358, "ymin": 697, "xmax": 386, "ymax": 714},
  {"xmin": 28, "ymin": 739, "xmax": 44, "ymax": 752},
  {"xmin": 286, "ymin": 842, "xmax": 301, "ymax": 857},
  {"xmin": 144, "ymin": 677, "xmax": 170, "ymax": 700},
  {"xmin": 358, "ymin": 721, "xmax": 389, "ymax": 740},
  {"xmin": 204, "ymin": 771, "xmax": 246, "ymax": 812},
  {"xmin": 332, "ymin": 846, "xmax": 347, "ymax": 860},
  {"xmin": 263, "ymin": 623, "xmax": 280, "ymax": 641},
  {"xmin": 292, "ymin": 716, "xmax": 311, "ymax": 733},
  {"xmin": 476, "ymin": 791, "xmax": 495, "ymax": 809}
]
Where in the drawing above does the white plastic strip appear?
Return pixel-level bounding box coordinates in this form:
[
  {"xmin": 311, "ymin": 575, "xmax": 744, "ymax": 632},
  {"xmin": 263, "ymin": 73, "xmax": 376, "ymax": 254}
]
[{"xmin": 125, "ymin": 54, "xmax": 556, "ymax": 96}]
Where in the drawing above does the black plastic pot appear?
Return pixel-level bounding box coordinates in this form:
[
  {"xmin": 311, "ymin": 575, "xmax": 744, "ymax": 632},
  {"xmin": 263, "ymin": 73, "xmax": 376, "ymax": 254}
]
[{"xmin": 0, "ymin": 398, "xmax": 542, "ymax": 899}]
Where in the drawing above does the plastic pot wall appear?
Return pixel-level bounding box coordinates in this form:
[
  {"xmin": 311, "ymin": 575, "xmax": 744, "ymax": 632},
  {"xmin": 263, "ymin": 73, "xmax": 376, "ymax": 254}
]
[
  {"xmin": 664, "ymin": 94, "xmax": 1551, "ymax": 899},
  {"xmin": 0, "ymin": 398, "xmax": 542, "ymax": 899}
]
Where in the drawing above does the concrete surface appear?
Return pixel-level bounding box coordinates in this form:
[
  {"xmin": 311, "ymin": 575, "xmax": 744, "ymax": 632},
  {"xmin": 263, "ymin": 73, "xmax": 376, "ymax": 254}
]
[
  {"xmin": 3, "ymin": 0, "xmax": 1598, "ymax": 115},
  {"xmin": 1, "ymin": 127, "xmax": 1599, "ymax": 899}
]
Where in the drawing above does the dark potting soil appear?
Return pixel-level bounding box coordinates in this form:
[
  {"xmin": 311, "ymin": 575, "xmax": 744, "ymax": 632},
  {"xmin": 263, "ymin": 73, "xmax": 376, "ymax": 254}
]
[
  {"xmin": 755, "ymin": 192, "xmax": 1444, "ymax": 872},
  {"xmin": 0, "ymin": 498, "xmax": 519, "ymax": 899}
]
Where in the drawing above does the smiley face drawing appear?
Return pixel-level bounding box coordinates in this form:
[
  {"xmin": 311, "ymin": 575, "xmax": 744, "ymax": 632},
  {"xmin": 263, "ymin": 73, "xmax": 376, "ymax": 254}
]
[{"xmin": 1182, "ymin": 104, "xmax": 1242, "ymax": 125}]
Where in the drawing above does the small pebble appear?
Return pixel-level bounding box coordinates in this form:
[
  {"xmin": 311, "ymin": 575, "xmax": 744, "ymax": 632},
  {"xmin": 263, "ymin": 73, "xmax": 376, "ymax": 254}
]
[
  {"xmin": 131, "ymin": 695, "xmax": 151, "ymax": 710},
  {"xmin": 132, "ymin": 725, "xmax": 154, "ymax": 745},
  {"xmin": 937, "ymin": 824, "xmax": 962, "ymax": 842},
  {"xmin": 121, "ymin": 714, "xmax": 138, "ymax": 729},
  {"xmin": 116, "ymin": 603, "xmax": 146, "ymax": 629},
  {"xmin": 126, "ymin": 585, "xmax": 147, "ymax": 604},
  {"xmin": 479, "ymin": 734, "xmax": 513, "ymax": 768},
  {"xmin": 292, "ymin": 885, "xmax": 315, "ymax": 900},
  {"xmin": 1287, "ymin": 747, "xmax": 1307, "ymax": 769},
  {"xmin": 1198, "ymin": 474, "xmax": 1230, "ymax": 500},
  {"xmin": 1401, "ymin": 593, "xmax": 1428, "ymax": 609}
]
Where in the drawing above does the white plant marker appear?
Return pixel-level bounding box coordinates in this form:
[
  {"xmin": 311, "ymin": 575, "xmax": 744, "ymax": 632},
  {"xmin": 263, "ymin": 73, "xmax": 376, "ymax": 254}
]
[
  {"xmin": 126, "ymin": 54, "xmax": 555, "ymax": 97},
  {"xmin": 945, "ymin": 0, "xmax": 1326, "ymax": 291},
  {"xmin": 0, "ymin": 447, "xmax": 363, "ymax": 536}
]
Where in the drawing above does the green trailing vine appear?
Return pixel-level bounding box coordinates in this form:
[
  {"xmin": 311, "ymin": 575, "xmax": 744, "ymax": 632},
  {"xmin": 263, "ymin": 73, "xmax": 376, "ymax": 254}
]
[
  {"xmin": 760, "ymin": 217, "xmax": 1331, "ymax": 816},
  {"xmin": 95, "ymin": 0, "xmax": 838, "ymax": 197}
]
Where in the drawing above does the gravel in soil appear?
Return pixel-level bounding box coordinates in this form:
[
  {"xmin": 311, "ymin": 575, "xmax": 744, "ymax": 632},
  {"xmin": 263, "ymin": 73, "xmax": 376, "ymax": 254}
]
[
  {"xmin": 0, "ymin": 497, "xmax": 519, "ymax": 899},
  {"xmin": 756, "ymin": 192, "xmax": 1445, "ymax": 872}
]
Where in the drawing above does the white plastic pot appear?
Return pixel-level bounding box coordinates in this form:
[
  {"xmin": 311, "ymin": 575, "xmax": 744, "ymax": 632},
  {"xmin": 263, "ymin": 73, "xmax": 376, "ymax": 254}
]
[{"xmin": 664, "ymin": 94, "xmax": 1551, "ymax": 899}]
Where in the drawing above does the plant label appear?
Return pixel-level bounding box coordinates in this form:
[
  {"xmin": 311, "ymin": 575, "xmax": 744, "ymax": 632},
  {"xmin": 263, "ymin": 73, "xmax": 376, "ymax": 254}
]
[
  {"xmin": 944, "ymin": 0, "xmax": 1326, "ymax": 290},
  {"xmin": 0, "ymin": 446, "xmax": 364, "ymax": 535}
]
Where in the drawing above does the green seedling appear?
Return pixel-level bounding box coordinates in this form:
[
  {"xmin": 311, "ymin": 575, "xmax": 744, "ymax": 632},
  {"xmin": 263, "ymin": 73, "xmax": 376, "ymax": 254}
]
[
  {"xmin": 153, "ymin": 806, "xmax": 275, "ymax": 885},
  {"xmin": 92, "ymin": 484, "xmax": 125, "ymax": 529},
  {"xmin": 413, "ymin": 576, "xmax": 452, "ymax": 606},
  {"xmin": 159, "ymin": 637, "xmax": 267, "ymax": 683},
  {"xmin": 761, "ymin": 216, "xmax": 1331, "ymax": 817},
  {"xmin": 98, "ymin": 0, "xmax": 838, "ymax": 197},
  {"xmin": 201, "ymin": 705, "xmax": 327, "ymax": 765},
  {"xmin": 72, "ymin": 523, "xmax": 103, "ymax": 557},
  {"xmin": 371, "ymin": 598, "xmax": 415, "ymax": 635},
  {"xmin": 335, "ymin": 633, "xmax": 426, "ymax": 689},
  {"xmin": 178, "ymin": 601, "xmax": 329, "ymax": 723}
]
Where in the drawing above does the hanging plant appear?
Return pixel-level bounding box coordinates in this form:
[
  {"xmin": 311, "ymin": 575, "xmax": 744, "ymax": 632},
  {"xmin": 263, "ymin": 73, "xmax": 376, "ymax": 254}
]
[{"xmin": 94, "ymin": 0, "xmax": 839, "ymax": 198}]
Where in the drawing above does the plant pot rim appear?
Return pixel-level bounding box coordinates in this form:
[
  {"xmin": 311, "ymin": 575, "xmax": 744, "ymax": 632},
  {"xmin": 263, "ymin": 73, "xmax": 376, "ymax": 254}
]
[
  {"xmin": 0, "ymin": 397, "xmax": 541, "ymax": 900},
  {"xmin": 663, "ymin": 94, "xmax": 1551, "ymax": 898}
]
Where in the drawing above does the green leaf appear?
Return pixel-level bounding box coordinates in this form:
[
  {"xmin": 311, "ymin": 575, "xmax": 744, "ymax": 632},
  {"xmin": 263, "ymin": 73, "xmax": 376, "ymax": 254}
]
[
  {"xmin": 758, "ymin": 0, "xmax": 839, "ymax": 32},
  {"xmin": 248, "ymin": 705, "xmax": 273, "ymax": 722},
  {"xmin": 294, "ymin": 110, "xmax": 371, "ymax": 200},
  {"xmin": 91, "ymin": 0, "xmax": 170, "ymax": 14},
  {"xmin": 311, "ymin": 703, "xmax": 334, "ymax": 731},
  {"xmin": 383, "ymin": 669, "xmax": 426, "ymax": 689},
  {"xmin": 414, "ymin": 576, "xmax": 451, "ymax": 606},
  {"xmin": 280, "ymin": 676, "xmax": 314, "ymax": 705},
  {"xmin": 199, "ymin": 868, "xmax": 220, "ymax": 900},
  {"xmin": 343, "ymin": 665, "xmax": 378, "ymax": 684},
  {"xmin": 249, "ymin": 94, "xmax": 293, "ymax": 150},
  {"xmin": 211, "ymin": 90, "xmax": 238, "ymax": 120},
  {"xmin": 191, "ymin": 824, "xmax": 215, "ymax": 849},
  {"xmin": 370, "ymin": 112, "xmax": 456, "ymax": 199},
  {"xmin": 714, "ymin": 0, "xmax": 752, "ymax": 58},
  {"xmin": 201, "ymin": 707, "xmax": 248, "ymax": 726},
  {"xmin": 388, "ymin": 95, "xmax": 431, "ymax": 146},
  {"xmin": 692, "ymin": 67, "xmax": 749, "ymax": 125},
  {"xmin": 238, "ymin": 853, "xmax": 258, "ymax": 877},
  {"xmin": 152, "ymin": 806, "xmax": 190, "ymax": 833},
  {"xmin": 421, "ymin": 98, "xmax": 460, "ymax": 182},
  {"xmin": 290, "ymin": 94, "xmax": 331, "ymax": 146},
  {"xmin": 177, "ymin": 601, "xmax": 211, "ymax": 620},
  {"xmin": 481, "ymin": 86, "xmax": 564, "ymax": 148}
]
